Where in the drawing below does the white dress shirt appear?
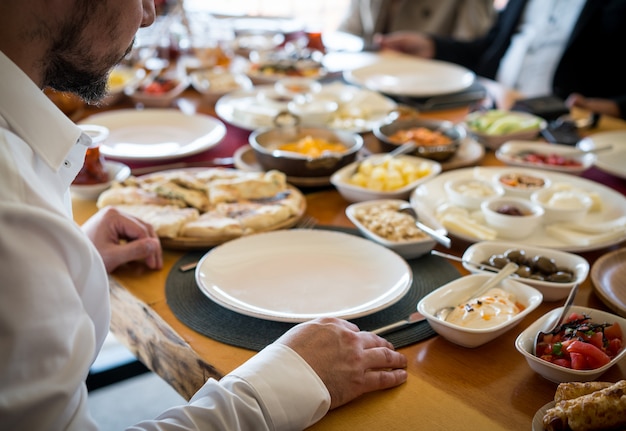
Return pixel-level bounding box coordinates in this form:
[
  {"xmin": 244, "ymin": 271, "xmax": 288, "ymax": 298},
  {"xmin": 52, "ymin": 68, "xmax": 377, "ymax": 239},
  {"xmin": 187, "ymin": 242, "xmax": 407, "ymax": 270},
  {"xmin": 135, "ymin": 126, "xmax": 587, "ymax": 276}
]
[
  {"xmin": 496, "ymin": 0, "xmax": 586, "ymax": 96},
  {"xmin": 0, "ymin": 51, "xmax": 330, "ymax": 430}
]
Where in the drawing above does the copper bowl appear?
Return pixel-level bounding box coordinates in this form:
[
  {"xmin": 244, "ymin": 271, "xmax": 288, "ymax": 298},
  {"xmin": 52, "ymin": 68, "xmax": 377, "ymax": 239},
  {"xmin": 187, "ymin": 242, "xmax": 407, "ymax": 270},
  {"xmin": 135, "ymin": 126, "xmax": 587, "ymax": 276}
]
[
  {"xmin": 249, "ymin": 126, "xmax": 363, "ymax": 178},
  {"xmin": 374, "ymin": 118, "xmax": 465, "ymax": 162}
]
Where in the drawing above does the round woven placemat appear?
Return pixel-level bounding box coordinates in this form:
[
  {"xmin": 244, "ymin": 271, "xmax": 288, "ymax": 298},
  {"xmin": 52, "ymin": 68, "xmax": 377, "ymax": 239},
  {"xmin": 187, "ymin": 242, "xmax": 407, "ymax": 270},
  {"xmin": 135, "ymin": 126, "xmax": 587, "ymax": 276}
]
[{"xmin": 165, "ymin": 226, "xmax": 461, "ymax": 351}]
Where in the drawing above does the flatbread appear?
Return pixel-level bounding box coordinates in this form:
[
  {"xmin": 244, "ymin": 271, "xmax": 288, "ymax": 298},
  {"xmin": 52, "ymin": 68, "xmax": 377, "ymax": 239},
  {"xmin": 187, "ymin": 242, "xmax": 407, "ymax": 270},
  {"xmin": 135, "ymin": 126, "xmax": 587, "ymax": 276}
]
[{"xmin": 96, "ymin": 168, "xmax": 305, "ymax": 248}]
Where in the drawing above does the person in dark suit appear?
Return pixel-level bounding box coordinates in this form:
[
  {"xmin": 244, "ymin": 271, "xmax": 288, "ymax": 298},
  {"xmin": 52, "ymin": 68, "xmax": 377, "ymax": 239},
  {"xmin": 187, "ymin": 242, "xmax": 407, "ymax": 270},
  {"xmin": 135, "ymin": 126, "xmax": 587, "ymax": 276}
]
[{"xmin": 377, "ymin": 0, "xmax": 626, "ymax": 119}]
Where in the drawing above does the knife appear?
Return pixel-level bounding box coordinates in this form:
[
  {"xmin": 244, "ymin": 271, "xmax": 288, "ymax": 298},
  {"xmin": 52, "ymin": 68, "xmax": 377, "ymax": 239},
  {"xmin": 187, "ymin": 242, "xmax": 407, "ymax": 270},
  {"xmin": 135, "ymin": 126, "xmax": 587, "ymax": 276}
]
[{"xmin": 371, "ymin": 311, "xmax": 426, "ymax": 336}]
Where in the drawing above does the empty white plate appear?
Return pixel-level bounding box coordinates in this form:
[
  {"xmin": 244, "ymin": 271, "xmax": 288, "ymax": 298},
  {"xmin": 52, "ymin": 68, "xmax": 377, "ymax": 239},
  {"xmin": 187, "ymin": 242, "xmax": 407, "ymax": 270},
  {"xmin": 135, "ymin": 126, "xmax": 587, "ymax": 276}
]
[
  {"xmin": 80, "ymin": 109, "xmax": 227, "ymax": 161},
  {"xmin": 195, "ymin": 229, "xmax": 413, "ymax": 322}
]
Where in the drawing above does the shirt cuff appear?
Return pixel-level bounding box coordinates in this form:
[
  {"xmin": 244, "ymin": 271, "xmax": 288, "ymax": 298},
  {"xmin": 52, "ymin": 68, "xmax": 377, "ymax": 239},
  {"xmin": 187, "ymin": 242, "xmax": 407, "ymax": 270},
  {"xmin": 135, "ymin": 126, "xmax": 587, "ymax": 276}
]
[{"xmin": 224, "ymin": 343, "xmax": 331, "ymax": 430}]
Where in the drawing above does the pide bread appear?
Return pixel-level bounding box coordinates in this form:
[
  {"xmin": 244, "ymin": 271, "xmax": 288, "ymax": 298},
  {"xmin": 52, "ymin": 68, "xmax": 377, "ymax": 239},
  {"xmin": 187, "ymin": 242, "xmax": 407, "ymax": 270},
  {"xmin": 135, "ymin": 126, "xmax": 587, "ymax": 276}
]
[
  {"xmin": 96, "ymin": 168, "xmax": 304, "ymax": 243},
  {"xmin": 543, "ymin": 380, "xmax": 626, "ymax": 431}
]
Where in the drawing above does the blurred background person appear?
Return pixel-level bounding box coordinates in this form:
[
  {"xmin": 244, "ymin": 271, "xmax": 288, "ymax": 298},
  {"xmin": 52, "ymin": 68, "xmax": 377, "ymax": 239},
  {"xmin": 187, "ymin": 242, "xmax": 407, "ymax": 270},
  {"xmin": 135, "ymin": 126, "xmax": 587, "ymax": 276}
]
[
  {"xmin": 377, "ymin": 0, "xmax": 626, "ymax": 119},
  {"xmin": 338, "ymin": 0, "xmax": 496, "ymax": 49}
]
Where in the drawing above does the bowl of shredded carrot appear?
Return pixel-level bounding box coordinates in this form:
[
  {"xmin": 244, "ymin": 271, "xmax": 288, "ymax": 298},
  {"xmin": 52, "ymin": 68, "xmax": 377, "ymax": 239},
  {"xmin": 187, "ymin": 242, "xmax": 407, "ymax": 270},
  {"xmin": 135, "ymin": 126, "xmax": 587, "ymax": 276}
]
[{"xmin": 374, "ymin": 118, "xmax": 465, "ymax": 162}]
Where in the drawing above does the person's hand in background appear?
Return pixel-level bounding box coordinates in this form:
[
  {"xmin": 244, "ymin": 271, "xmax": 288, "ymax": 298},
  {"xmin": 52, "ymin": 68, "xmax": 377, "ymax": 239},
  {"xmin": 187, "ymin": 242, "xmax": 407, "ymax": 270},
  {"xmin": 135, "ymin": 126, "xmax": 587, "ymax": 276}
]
[
  {"xmin": 375, "ymin": 31, "xmax": 435, "ymax": 58},
  {"xmin": 566, "ymin": 93, "xmax": 621, "ymax": 119}
]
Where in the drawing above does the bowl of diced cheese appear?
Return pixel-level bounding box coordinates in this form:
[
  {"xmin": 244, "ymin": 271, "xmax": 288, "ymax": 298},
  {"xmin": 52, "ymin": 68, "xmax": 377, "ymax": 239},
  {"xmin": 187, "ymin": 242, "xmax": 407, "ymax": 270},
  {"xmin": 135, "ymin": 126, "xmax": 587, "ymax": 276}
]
[{"xmin": 330, "ymin": 154, "xmax": 441, "ymax": 202}]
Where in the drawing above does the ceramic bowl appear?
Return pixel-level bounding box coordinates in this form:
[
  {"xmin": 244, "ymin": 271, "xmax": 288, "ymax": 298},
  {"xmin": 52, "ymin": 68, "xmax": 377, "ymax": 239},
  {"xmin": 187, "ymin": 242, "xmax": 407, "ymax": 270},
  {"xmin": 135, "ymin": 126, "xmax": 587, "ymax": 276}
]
[
  {"xmin": 102, "ymin": 65, "xmax": 145, "ymax": 106},
  {"xmin": 71, "ymin": 161, "xmax": 131, "ymax": 200},
  {"xmin": 287, "ymin": 95, "xmax": 339, "ymax": 127},
  {"xmin": 128, "ymin": 74, "xmax": 188, "ymax": 108},
  {"xmin": 417, "ymin": 274, "xmax": 543, "ymax": 348},
  {"xmin": 493, "ymin": 169, "xmax": 551, "ymax": 198},
  {"xmin": 374, "ymin": 118, "xmax": 465, "ymax": 162},
  {"xmin": 274, "ymin": 77, "xmax": 322, "ymax": 97},
  {"xmin": 464, "ymin": 110, "xmax": 547, "ymax": 151},
  {"xmin": 530, "ymin": 186, "xmax": 593, "ymax": 224},
  {"xmin": 444, "ymin": 177, "xmax": 504, "ymax": 210},
  {"xmin": 189, "ymin": 69, "xmax": 253, "ymax": 104},
  {"xmin": 515, "ymin": 305, "xmax": 626, "ymax": 383},
  {"xmin": 480, "ymin": 196, "xmax": 544, "ymax": 240},
  {"xmin": 462, "ymin": 241, "xmax": 589, "ymax": 301},
  {"xmin": 345, "ymin": 199, "xmax": 442, "ymax": 259},
  {"xmin": 330, "ymin": 154, "xmax": 441, "ymax": 202},
  {"xmin": 249, "ymin": 126, "xmax": 363, "ymax": 178},
  {"xmin": 495, "ymin": 141, "xmax": 595, "ymax": 174}
]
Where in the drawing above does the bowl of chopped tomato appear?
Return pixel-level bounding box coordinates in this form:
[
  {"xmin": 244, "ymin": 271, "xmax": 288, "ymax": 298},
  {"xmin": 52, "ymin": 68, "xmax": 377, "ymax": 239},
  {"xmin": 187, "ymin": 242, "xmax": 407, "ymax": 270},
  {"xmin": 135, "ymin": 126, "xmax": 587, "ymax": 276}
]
[
  {"xmin": 495, "ymin": 141, "xmax": 594, "ymax": 174},
  {"xmin": 374, "ymin": 118, "xmax": 465, "ymax": 162},
  {"xmin": 128, "ymin": 73, "xmax": 188, "ymax": 108},
  {"xmin": 515, "ymin": 305, "xmax": 626, "ymax": 383}
]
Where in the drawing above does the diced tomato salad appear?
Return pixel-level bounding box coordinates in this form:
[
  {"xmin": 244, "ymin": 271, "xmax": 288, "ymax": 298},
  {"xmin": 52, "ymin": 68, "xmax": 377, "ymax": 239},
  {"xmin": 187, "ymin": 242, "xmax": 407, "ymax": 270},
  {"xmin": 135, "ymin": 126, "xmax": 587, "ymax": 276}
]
[
  {"xmin": 534, "ymin": 312, "xmax": 623, "ymax": 370},
  {"xmin": 139, "ymin": 77, "xmax": 178, "ymax": 95}
]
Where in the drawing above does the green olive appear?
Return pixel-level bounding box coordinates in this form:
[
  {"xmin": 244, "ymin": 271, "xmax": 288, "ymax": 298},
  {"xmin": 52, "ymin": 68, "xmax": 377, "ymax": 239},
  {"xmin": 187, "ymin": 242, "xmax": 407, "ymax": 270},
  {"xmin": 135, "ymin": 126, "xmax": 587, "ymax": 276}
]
[
  {"xmin": 515, "ymin": 265, "xmax": 533, "ymax": 278},
  {"xmin": 532, "ymin": 255, "xmax": 557, "ymax": 274},
  {"xmin": 547, "ymin": 271, "xmax": 575, "ymax": 283},
  {"xmin": 504, "ymin": 249, "xmax": 527, "ymax": 265},
  {"xmin": 488, "ymin": 255, "xmax": 510, "ymax": 268}
]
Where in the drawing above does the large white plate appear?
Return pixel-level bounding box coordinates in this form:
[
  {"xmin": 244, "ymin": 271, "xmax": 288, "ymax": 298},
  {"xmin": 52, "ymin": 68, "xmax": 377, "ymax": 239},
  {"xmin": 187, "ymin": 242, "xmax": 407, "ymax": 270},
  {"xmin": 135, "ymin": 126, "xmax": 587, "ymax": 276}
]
[
  {"xmin": 215, "ymin": 83, "xmax": 397, "ymax": 133},
  {"xmin": 411, "ymin": 167, "xmax": 626, "ymax": 252},
  {"xmin": 80, "ymin": 109, "xmax": 227, "ymax": 161},
  {"xmin": 195, "ymin": 230, "xmax": 412, "ymax": 322},
  {"xmin": 577, "ymin": 130, "xmax": 626, "ymax": 179},
  {"xmin": 343, "ymin": 53, "xmax": 475, "ymax": 97}
]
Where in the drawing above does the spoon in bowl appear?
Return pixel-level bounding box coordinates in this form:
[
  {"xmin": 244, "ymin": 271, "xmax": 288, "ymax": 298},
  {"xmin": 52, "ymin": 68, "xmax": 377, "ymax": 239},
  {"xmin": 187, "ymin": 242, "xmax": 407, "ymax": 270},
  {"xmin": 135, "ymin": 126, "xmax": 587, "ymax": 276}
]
[
  {"xmin": 372, "ymin": 261, "xmax": 518, "ymax": 335},
  {"xmin": 532, "ymin": 283, "xmax": 579, "ymax": 356},
  {"xmin": 397, "ymin": 203, "xmax": 452, "ymax": 248},
  {"xmin": 434, "ymin": 261, "xmax": 519, "ymax": 321},
  {"xmin": 355, "ymin": 140, "xmax": 417, "ymax": 172}
]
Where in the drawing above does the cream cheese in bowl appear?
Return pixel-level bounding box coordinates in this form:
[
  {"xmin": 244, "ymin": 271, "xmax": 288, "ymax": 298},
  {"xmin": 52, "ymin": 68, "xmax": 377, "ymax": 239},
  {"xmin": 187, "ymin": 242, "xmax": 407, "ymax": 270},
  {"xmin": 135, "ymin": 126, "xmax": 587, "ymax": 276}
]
[{"xmin": 446, "ymin": 287, "xmax": 522, "ymax": 329}]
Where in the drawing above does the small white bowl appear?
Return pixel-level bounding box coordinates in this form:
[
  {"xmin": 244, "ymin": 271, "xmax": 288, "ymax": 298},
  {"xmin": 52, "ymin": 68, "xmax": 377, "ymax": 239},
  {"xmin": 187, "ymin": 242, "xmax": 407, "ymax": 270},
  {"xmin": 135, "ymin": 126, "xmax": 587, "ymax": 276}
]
[
  {"xmin": 190, "ymin": 69, "xmax": 253, "ymax": 104},
  {"xmin": 102, "ymin": 65, "xmax": 145, "ymax": 106},
  {"xmin": 274, "ymin": 77, "xmax": 322, "ymax": 97},
  {"xmin": 128, "ymin": 75, "xmax": 188, "ymax": 108},
  {"xmin": 288, "ymin": 95, "xmax": 339, "ymax": 127},
  {"xmin": 330, "ymin": 155, "xmax": 442, "ymax": 203},
  {"xmin": 496, "ymin": 141, "xmax": 595, "ymax": 174},
  {"xmin": 494, "ymin": 169, "xmax": 551, "ymax": 198},
  {"xmin": 462, "ymin": 241, "xmax": 589, "ymax": 301},
  {"xmin": 345, "ymin": 199, "xmax": 442, "ymax": 259},
  {"xmin": 444, "ymin": 177, "xmax": 504, "ymax": 210},
  {"xmin": 71, "ymin": 161, "xmax": 131, "ymax": 200},
  {"xmin": 515, "ymin": 305, "xmax": 626, "ymax": 383},
  {"xmin": 481, "ymin": 196, "xmax": 544, "ymax": 240},
  {"xmin": 465, "ymin": 110, "xmax": 547, "ymax": 151},
  {"xmin": 417, "ymin": 274, "xmax": 543, "ymax": 348},
  {"xmin": 531, "ymin": 186, "xmax": 593, "ymax": 224}
]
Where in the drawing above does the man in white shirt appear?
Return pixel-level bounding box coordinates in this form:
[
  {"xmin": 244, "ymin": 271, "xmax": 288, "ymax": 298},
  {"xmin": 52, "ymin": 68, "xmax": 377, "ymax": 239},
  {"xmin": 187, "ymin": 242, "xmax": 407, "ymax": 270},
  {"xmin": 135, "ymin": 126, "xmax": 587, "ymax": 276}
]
[
  {"xmin": 376, "ymin": 0, "xmax": 626, "ymax": 120},
  {"xmin": 0, "ymin": 1, "xmax": 408, "ymax": 429}
]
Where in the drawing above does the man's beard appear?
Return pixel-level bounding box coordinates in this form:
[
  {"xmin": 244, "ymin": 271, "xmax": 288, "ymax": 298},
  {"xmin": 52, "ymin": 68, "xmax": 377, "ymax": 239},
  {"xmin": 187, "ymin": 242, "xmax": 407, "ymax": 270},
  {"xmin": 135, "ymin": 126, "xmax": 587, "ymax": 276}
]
[{"xmin": 43, "ymin": 4, "xmax": 134, "ymax": 104}]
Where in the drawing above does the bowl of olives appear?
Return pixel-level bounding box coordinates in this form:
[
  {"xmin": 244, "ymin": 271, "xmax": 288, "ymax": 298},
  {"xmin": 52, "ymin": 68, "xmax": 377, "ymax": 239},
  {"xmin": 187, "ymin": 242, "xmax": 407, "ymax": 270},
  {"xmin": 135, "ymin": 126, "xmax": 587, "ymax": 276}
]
[{"xmin": 461, "ymin": 241, "xmax": 589, "ymax": 301}]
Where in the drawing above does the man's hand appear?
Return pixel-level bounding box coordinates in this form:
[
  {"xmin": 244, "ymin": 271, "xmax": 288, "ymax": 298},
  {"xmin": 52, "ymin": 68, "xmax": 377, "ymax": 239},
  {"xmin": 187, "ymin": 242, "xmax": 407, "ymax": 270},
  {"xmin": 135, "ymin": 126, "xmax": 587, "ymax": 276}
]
[
  {"xmin": 82, "ymin": 206, "xmax": 163, "ymax": 273},
  {"xmin": 566, "ymin": 93, "xmax": 621, "ymax": 119},
  {"xmin": 277, "ymin": 317, "xmax": 408, "ymax": 410},
  {"xmin": 376, "ymin": 31, "xmax": 435, "ymax": 58}
]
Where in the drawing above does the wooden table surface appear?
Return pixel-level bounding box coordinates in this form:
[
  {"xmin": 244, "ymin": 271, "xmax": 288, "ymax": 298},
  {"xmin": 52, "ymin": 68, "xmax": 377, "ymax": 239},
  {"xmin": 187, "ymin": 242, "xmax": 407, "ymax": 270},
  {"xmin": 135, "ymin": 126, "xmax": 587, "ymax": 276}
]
[{"xmin": 72, "ymin": 79, "xmax": 626, "ymax": 430}]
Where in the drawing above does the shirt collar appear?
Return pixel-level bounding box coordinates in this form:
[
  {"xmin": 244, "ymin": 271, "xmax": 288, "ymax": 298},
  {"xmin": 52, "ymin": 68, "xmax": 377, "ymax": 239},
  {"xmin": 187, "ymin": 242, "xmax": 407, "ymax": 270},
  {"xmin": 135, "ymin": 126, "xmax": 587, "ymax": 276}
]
[{"xmin": 0, "ymin": 51, "xmax": 86, "ymax": 171}]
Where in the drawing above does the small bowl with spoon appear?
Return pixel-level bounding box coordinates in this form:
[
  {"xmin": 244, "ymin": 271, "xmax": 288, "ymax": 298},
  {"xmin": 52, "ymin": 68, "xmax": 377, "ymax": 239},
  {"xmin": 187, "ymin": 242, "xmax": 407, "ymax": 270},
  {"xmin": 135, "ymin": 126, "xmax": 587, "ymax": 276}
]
[{"xmin": 414, "ymin": 263, "xmax": 543, "ymax": 347}]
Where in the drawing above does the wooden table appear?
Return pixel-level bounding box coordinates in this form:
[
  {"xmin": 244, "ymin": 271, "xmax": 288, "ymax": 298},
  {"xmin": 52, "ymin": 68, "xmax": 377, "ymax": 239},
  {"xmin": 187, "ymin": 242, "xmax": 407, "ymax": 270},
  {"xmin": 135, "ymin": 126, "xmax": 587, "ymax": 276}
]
[{"xmin": 72, "ymin": 81, "xmax": 626, "ymax": 430}]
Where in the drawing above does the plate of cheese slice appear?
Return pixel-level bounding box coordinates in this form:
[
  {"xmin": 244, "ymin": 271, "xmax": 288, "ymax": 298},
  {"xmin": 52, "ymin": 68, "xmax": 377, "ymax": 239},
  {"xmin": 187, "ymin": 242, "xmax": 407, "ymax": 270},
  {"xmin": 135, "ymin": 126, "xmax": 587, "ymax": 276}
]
[
  {"xmin": 96, "ymin": 167, "xmax": 306, "ymax": 249},
  {"xmin": 410, "ymin": 166, "xmax": 626, "ymax": 252}
]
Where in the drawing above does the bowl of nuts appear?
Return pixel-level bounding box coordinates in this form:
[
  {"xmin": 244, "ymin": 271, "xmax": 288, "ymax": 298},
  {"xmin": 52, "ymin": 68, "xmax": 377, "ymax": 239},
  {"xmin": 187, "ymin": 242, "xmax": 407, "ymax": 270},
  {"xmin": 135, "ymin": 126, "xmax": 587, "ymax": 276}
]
[{"xmin": 346, "ymin": 199, "xmax": 442, "ymax": 259}]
